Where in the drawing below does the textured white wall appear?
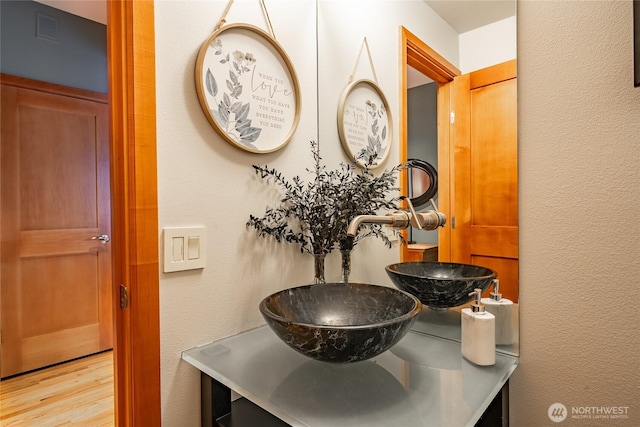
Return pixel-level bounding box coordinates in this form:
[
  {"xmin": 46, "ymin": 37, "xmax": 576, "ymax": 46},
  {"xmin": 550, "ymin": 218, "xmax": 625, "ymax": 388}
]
[{"xmin": 513, "ymin": 0, "xmax": 640, "ymax": 425}]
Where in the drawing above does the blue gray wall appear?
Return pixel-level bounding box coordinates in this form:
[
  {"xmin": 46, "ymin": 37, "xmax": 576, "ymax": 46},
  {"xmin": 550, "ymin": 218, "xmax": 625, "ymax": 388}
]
[
  {"xmin": 407, "ymin": 82, "xmax": 438, "ymax": 243},
  {"xmin": 0, "ymin": 1, "xmax": 107, "ymax": 93}
]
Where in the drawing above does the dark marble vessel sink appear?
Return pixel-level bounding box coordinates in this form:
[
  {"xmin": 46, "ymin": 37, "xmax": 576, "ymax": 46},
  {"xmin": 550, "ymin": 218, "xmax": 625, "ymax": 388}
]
[
  {"xmin": 259, "ymin": 283, "xmax": 422, "ymax": 363},
  {"xmin": 385, "ymin": 262, "xmax": 496, "ymax": 310}
]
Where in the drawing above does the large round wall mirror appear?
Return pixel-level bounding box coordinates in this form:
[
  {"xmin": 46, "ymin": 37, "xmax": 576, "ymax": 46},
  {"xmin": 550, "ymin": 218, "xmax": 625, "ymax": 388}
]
[{"xmin": 408, "ymin": 158, "xmax": 438, "ymax": 207}]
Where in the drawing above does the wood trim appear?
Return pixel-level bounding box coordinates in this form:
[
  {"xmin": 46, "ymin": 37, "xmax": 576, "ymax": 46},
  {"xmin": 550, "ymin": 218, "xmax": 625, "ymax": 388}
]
[
  {"xmin": 469, "ymin": 59, "xmax": 517, "ymax": 90},
  {"xmin": 399, "ymin": 26, "xmax": 459, "ymax": 261},
  {"xmin": 450, "ymin": 73, "xmax": 472, "ymax": 262},
  {"xmin": 436, "ymin": 83, "xmax": 452, "ymax": 262},
  {"xmin": 107, "ymin": 1, "xmax": 161, "ymax": 426},
  {"xmin": 405, "ymin": 28, "xmax": 460, "ymax": 84},
  {"xmin": 1, "ymin": 84, "xmax": 22, "ymax": 376},
  {"xmin": 0, "ymin": 73, "xmax": 108, "ymax": 103},
  {"xmin": 399, "ymin": 27, "xmax": 410, "ymax": 249}
]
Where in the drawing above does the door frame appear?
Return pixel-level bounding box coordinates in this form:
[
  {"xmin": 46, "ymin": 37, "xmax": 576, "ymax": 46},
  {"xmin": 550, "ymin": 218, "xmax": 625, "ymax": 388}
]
[
  {"xmin": 108, "ymin": 1, "xmax": 161, "ymax": 425},
  {"xmin": 399, "ymin": 27, "xmax": 460, "ymax": 261}
]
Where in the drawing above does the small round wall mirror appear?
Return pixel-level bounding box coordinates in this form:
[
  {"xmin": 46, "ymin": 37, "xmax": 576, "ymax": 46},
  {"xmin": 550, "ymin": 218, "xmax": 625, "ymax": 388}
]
[{"xmin": 407, "ymin": 159, "xmax": 438, "ymax": 207}]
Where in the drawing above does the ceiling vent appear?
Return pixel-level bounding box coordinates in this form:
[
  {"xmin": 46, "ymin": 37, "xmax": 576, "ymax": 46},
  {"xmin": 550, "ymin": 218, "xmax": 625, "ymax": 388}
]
[{"xmin": 36, "ymin": 12, "xmax": 59, "ymax": 43}]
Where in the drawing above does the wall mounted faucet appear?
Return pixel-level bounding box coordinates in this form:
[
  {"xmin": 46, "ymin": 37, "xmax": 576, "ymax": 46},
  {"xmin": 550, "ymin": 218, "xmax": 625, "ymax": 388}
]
[{"xmin": 346, "ymin": 197, "xmax": 446, "ymax": 237}]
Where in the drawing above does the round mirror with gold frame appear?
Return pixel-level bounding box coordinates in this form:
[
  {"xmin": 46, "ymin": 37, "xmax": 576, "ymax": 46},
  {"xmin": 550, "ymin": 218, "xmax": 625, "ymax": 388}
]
[
  {"xmin": 195, "ymin": 23, "xmax": 301, "ymax": 153},
  {"xmin": 337, "ymin": 79, "xmax": 392, "ymax": 168}
]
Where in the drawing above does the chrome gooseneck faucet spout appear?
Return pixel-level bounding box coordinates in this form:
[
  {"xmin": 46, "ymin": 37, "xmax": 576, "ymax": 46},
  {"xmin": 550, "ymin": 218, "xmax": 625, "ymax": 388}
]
[{"xmin": 346, "ymin": 197, "xmax": 446, "ymax": 237}]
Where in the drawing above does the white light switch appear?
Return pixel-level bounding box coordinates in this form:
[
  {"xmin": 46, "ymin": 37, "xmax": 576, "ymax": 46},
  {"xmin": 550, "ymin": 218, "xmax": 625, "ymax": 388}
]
[
  {"xmin": 172, "ymin": 237, "xmax": 184, "ymax": 261},
  {"xmin": 187, "ymin": 236, "xmax": 200, "ymax": 260},
  {"xmin": 163, "ymin": 227, "xmax": 206, "ymax": 272}
]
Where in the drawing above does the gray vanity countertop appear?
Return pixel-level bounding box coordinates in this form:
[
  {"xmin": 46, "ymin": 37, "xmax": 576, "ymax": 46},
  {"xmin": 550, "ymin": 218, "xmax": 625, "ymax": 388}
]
[{"xmin": 182, "ymin": 325, "xmax": 518, "ymax": 427}]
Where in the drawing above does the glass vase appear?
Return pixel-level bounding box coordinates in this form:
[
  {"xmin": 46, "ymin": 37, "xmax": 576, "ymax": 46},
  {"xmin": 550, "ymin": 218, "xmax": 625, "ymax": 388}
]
[
  {"xmin": 340, "ymin": 249, "xmax": 351, "ymax": 283},
  {"xmin": 313, "ymin": 252, "xmax": 326, "ymax": 284}
]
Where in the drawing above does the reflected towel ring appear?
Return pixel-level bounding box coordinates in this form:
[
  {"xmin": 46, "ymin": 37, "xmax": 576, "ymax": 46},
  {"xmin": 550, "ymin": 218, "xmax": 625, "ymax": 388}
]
[{"xmin": 407, "ymin": 159, "xmax": 438, "ymax": 207}]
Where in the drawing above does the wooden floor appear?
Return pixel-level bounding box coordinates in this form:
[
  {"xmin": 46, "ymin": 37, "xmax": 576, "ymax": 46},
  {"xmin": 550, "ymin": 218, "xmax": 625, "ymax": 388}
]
[{"xmin": 0, "ymin": 351, "xmax": 114, "ymax": 426}]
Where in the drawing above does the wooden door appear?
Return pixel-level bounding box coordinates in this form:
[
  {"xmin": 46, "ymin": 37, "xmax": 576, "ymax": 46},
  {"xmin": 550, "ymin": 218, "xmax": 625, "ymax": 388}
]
[
  {"xmin": 1, "ymin": 75, "xmax": 112, "ymax": 378},
  {"xmin": 450, "ymin": 60, "xmax": 518, "ymax": 302}
]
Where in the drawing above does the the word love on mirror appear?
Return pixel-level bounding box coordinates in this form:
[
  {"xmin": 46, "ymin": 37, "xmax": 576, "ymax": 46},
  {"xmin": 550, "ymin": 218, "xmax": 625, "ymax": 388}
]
[
  {"xmin": 196, "ymin": 24, "xmax": 301, "ymax": 154},
  {"xmin": 338, "ymin": 79, "xmax": 392, "ymax": 168}
]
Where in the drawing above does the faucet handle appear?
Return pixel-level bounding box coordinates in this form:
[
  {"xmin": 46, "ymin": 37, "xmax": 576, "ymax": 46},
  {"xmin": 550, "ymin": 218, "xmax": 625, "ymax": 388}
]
[
  {"xmin": 404, "ymin": 197, "xmax": 422, "ymax": 230},
  {"xmin": 406, "ymin": 197, "xmax": 446, "ymax": 230}
]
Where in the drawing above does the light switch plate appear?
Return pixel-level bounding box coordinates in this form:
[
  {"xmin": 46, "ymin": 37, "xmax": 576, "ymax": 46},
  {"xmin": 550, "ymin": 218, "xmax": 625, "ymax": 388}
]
[{"xmin": 163, "ymin": 226, "xmax": 206, "ymax": 272}]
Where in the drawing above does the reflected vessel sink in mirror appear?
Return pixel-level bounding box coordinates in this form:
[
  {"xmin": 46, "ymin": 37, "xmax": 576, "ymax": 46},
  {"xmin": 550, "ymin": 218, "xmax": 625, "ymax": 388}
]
[
  {"xmin": 385, "ymin": 262, "xmax": 496, "ymax": 310},
  {"xmin": 259, "ymin": 283, "xmax": 422, "ymax": 363}
]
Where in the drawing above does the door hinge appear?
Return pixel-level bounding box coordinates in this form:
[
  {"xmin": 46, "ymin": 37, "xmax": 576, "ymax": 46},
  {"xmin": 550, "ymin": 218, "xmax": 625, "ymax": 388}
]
[
  {"xmin": 120, "ymin": 284, "xmax": 129, "ymax": 309},
  {"xmin": 450, "ymin": 111, "xmax": 455, "ymax": 125}
]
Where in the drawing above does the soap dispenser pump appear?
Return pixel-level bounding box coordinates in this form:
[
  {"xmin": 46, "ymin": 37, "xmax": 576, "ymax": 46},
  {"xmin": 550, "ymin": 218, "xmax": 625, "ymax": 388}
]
[
  {"xmin": 481, "ymin": 279, "xmax": 515, "ymax": 345},
  {"xmin": 461, "ymin": 288, "xmax": 495, "ymax": 366}
]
